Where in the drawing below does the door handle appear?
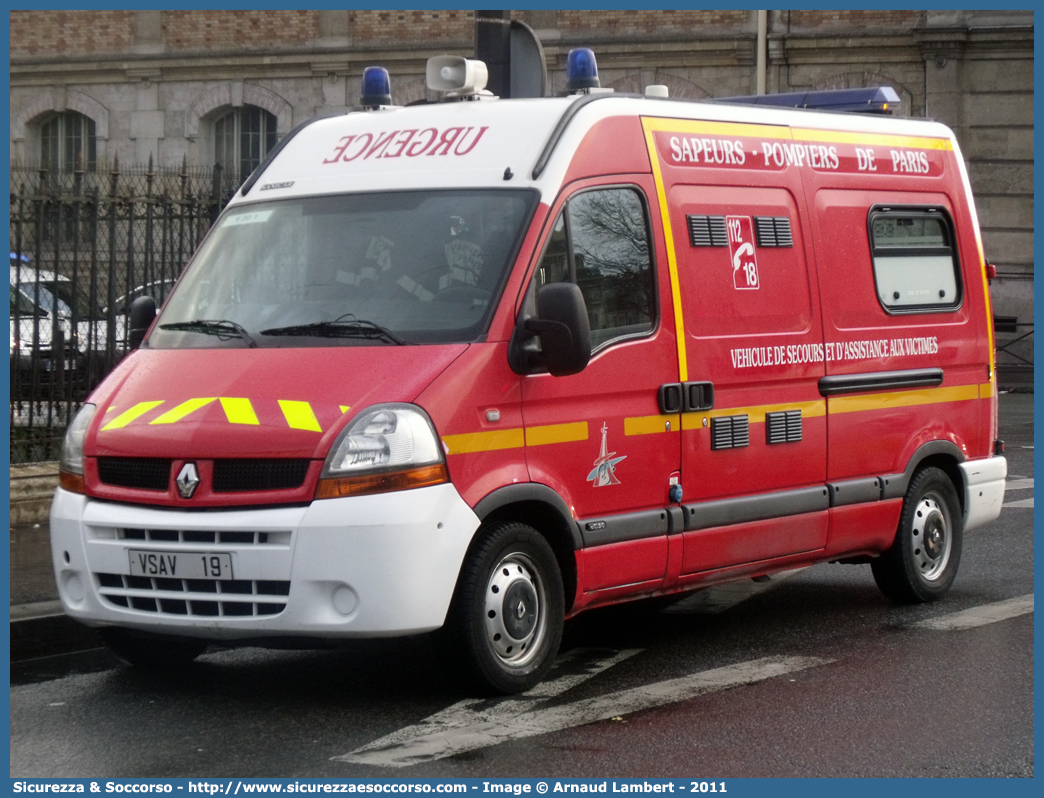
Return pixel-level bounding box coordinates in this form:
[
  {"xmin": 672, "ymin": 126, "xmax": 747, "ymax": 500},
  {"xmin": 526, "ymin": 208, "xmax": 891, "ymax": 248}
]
[{"xmin": 658, "ymin": 381, "xmax": 714, "ymax": 414}]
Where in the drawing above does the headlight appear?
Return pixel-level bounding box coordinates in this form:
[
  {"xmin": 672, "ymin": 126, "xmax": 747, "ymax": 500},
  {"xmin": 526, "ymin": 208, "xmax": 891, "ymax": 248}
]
[
  {"xmin": 59, "ymin": 403, "xmax": 96, "ymax": 493},
  {"xmin": 316, "ymin": 404, "xmax": 448, "ymax": 499}
]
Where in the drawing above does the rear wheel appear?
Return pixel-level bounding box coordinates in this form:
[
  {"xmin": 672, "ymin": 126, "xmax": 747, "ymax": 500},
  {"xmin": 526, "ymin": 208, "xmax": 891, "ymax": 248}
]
[
  {"xmin": 99, "ymin": 627, "xmax": 208, "ymax": 668},
  {"xmin": 447, "ymin": 521, "xmax": 564, "ymax": 694},
  {"xmin": 871, "ymin": 466, "xmax": 962, "ymax": 603}
]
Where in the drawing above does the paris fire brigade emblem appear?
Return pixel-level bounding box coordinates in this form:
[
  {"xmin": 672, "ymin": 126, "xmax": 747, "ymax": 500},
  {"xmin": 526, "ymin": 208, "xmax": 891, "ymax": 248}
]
[{"xmin": 587, "ymin": 423, "xmax": 627, "ymax": 487}]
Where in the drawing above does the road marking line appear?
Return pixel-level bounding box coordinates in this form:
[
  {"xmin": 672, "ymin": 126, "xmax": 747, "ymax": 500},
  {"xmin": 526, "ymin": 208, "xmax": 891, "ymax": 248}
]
[
  {"xmin": 1003, "ymin": 497, "xmax": 1034, "ymax": 508},
  {"xmin": 663, "ymin": 568, "xmax": 808, "ymax": 615},
  {"xmin": 910, "ymin": 594, "xmax": 1033, "ymax": 631},
  {"xmin": 339, "ymin": 649, "xmax": 639, "ymax": 756},
  {"xmin": 336, "ymin": 655, "xmax": 831, "ymax": 767},
  {"xmin": 1004, "ymin": 478, "xmax": 1034, "ymax": 491}
]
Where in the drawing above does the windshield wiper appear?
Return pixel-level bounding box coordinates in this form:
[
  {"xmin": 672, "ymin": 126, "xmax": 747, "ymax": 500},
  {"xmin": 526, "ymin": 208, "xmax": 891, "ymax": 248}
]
[
  {"xmin": 159, "ymin": 319, "xmax": 259, "ymax": 348},
  {"xmin": 259, "ymin": 319, "xmax": 412, "ymax": 346}
]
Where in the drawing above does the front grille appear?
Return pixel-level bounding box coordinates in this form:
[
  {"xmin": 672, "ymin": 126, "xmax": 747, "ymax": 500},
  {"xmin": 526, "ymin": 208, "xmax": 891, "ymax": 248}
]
[
  {"xmin": 115, "ymin": 528, "xmax": 286, "ymax": 545},
  {"xmin": 95, "ymin": 572, "xmax": 290, "ymax": 617},
  {"xmin": 212, "ymin": 459, "xmax": 310, "ymax": 492},
  {"xmin": 97, "ymin": 458, "xmax": 172, "ymax": 491}
]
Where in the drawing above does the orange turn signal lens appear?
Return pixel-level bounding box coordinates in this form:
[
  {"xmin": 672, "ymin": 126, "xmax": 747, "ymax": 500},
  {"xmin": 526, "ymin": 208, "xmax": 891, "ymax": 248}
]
[
  {"xmin": 315, "ymin": 463, "xmax": 449, "ymax": 499},
  {"xmin": 59, "ymin": 469, "xmax": 85, "ymax": 494}
]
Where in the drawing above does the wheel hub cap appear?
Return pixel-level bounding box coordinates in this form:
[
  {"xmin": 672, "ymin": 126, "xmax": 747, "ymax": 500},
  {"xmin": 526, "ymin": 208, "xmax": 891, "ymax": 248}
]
[
  {"xmin": 503, "ymin": 582, "xmax": 537, "ymax": 638},
  {"xmin": 911, "ymin": 494, "xmax": 951, "ymax": 581},
  {"xmin": 483, "ymin": 554, "xmax": 545, "ymax": 668}
]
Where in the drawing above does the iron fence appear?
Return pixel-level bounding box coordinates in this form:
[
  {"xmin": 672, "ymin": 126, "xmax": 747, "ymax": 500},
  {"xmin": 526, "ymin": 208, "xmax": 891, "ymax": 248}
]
[{"xmin": 9, "ymin": 159, "xmax": 242, "ymax": 463}]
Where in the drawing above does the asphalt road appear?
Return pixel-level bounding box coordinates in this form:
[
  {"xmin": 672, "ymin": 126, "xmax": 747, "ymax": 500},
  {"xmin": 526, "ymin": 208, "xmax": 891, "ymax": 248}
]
[{"xmin": 9, "ymin": 396, "xmax": 1034, "ymax": 778}]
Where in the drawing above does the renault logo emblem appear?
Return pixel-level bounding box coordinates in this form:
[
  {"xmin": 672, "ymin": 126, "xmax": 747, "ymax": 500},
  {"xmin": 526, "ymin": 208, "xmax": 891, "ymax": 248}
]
[{"xmin": 176, "ymin": 462, "xmax": 201, "ymax": 499}]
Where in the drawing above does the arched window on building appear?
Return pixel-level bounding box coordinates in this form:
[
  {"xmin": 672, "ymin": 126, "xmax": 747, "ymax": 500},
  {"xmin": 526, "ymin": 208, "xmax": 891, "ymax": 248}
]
[
  {"xmin": 214, "ymin": 106, "xmax": 278, "ymax": 181},
  {"xmin": 40, "ymin": 110, "xmax": 97, "ymax": 171}
]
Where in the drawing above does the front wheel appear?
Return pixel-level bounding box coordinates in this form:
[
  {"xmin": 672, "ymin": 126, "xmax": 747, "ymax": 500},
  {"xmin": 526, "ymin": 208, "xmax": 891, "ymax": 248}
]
[
  {"xmin": 446, "ymin": 521, "xmax": 564, "ymax": 694},
  {"xmin": 871, "ymin": 466, "xmax": 963, "ymax": 603}
]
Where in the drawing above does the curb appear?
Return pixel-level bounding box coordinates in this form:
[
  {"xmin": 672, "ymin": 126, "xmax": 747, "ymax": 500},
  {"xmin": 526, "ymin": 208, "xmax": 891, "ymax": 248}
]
[{"xmin": 10, "ymin": 462, "xmax": 59, "ymax": 527}]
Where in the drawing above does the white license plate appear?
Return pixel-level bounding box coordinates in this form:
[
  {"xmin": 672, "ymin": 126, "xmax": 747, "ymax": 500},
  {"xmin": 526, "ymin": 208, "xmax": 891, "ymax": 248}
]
[{"xmin": 128, "ymin": 550, "xmax": 233, "ymax": 580}]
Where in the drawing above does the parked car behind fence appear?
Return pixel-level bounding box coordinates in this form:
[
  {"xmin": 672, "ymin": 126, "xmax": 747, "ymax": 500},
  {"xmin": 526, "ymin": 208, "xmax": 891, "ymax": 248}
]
[{"xmin": 9, "ymin": 160, "xmax": 232, "ymax": 463}]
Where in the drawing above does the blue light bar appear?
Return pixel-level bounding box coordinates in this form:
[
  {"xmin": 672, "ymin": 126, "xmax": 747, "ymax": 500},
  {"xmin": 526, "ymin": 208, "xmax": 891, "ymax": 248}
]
[
  {"xmin": 360, "ymin": 66, "xmax": 392, "ymax": 107},
  {"xmin": 717, "ymin": 87, "xmax": 901, "ymax": 114},
  {"xmin": 565, "ymin": 48, "xmax": 600, "ymax": 92}
]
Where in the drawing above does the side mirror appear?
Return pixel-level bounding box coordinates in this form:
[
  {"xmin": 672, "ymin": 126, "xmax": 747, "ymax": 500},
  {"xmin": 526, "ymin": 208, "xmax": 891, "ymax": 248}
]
[
  {"xmin": 128, "ymin": 295, "xmax": 157, "ymax": 350},
  {"xmin": 510, "ymin": 283, "xmax": 591, "ymax": 377}
]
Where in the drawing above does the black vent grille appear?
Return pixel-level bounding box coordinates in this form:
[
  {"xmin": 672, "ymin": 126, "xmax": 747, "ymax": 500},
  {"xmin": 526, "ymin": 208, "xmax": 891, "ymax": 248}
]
[
  {"xmin": 212, "ymin": 459, "xmax": 310, "ymax": 492},
  {"xmin": 711, "ymin": 415, "xmax": 750, "ymax": 450},
  {"xmin": 766, "ymin": 410, "xmax": 803, "ymax": 444},
  {"xmin": 687, "ymin": 215, "xmax": 728, "ymax": 247},
  {"xmin": 95, "ymin": 572, "xmax": 289, "ymax": 617},
  {"xmin": 97, "ymin": 458, "xmax": 172, "ymax": 491},
  {"xmin": 754, "ymin": 216, "xmax": 794, "ymax": 247}
]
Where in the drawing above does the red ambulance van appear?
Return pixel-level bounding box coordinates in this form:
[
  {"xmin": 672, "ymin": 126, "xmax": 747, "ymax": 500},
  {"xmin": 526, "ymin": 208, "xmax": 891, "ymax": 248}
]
[{"xmin": 51, "ymin": 52, "xmax": 1007, "ymax": 693}]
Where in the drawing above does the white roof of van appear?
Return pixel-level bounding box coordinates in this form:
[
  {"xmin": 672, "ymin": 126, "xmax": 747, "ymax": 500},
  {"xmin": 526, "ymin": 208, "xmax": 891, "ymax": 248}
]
[{"xmin": 229, "ymin": 94, "xmax": 958, "ymax": 206}]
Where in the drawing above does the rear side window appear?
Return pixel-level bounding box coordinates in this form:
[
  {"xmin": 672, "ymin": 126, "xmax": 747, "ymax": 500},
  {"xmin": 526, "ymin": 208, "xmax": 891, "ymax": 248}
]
[
  {"xmin": 869, "ymin": 207, "xmax": 961, "ymax": 313},
  {"xmin": 533, "ymin": 187, "xmax": 656, "ymax": 350}
]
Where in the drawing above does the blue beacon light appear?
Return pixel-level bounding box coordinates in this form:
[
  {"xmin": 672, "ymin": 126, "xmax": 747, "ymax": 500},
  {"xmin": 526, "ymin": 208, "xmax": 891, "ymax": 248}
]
[
  {"xmin": 360, "ymin": 66, "xmax": 392, "ymax": 107},
  {"xmin": 565, "ymin": 48, "xmax": 600, "ymax": 92}
]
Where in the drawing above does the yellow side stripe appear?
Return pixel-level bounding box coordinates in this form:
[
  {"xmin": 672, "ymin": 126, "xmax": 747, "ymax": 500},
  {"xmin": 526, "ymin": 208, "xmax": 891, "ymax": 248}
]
[
  {"xmin": 791, "ymin": 128, "xmax": 953, "ymax": 151},
  {"xmin": 340, "ymin": 405, "xmax": 352, "ymax": 414},
  {"xmin": 526, "ymin": 421, "xmax": 589, "ymax": 447},
  {"xmin": 149, "ymin": 397, "xmax": 217, "ymax": 425},
  {"xmin": 829, "ymin": 384, "xmax": 980, "ymax": 415},
  {"xmin": 625, "ymin": 414, "xmax": 680, "ymax": 435},
  {"xmin": 641, "ymin": 118, "xmax": 689, "ymax": 383},
  {"xmin": 979, "ymin": 382, "xmax": 994, "ymax": 399},
  {"xmin": 682, "ymin": 400, "xmax": 826, "ymax": 429},
  {"xmin": 278, "ymin": 400, "xmax": 322, "ymax": 432},
  {"xmin": 101, "ymin": 401, "xmax": 164, "ymax": 431},
  {"xmin": 641, "ymin": 116, "xmax": 953, "ymax": 152},
  {"xmin": 642, "ymin": 117, "xmax": 791, "ymax": 141},
  {"xmin": 220, "ymin": 397, "xmax": 260, "ymax": 425},
  {"xmin": 442, "ymin": 428, "xmax": 525, "ymax": 455}
]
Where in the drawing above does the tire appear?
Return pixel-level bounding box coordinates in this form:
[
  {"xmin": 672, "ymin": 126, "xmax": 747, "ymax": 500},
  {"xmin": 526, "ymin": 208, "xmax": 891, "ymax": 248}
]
[
  {"xmin": 446, "ymin": 521, "xmax": 565, "ymax": 694},
  {"xmin": 871, "ymin": 466, "xmax": 963, "ymax": 603},
  {"xmin": 99, "ymin": 627, "xmax": 208, "ymax": 669}
]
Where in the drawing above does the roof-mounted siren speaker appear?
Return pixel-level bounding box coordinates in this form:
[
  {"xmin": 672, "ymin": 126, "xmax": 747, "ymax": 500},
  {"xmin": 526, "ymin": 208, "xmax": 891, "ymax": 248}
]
[
  {"xmin": 427, "ymin": 56, "xmax": 492, "ymax": 99},
  {"xmin": 565, "ymin": 48, "xmax": 600, "ymax": 93},
  {"xmin": 360, "ymin": 66, "xmax": 393, "ymax": 108}
]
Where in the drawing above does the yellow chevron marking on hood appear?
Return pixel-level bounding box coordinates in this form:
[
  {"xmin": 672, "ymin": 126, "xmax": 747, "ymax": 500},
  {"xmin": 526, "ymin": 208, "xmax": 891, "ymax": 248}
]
[
  {"xmin": 220, "ymin": 397, "xmax": 260, "ymax": 425},
  {"xmin": 149, "ymin": 398, "xmax": 217, "ymax": 425},
  {"xmin": 278, "ymin": 400, "xmax": 322, "ymax": 432},
  {"xmin": 101, "ymin": 401, "xmax": 165, "ymax": 431}
]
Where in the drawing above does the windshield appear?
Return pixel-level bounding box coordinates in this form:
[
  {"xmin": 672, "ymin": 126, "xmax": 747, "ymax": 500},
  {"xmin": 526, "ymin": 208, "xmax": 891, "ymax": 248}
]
[{"xmin": 151, "ymin": 189, "xmax": 538, "ymax": 348}]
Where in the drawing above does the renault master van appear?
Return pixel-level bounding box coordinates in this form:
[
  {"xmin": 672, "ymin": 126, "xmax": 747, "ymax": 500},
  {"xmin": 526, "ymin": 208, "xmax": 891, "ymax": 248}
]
[{"xmin": 51, "ymin": 52, "xmax": 1007, "ymax": 693}]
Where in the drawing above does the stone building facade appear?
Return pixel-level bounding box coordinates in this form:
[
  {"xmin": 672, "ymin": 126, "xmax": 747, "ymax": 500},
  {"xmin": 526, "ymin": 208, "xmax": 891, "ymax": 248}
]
[{"xmin": 9, "ymin": 9, "xmax": 1035, "ymax": 360}]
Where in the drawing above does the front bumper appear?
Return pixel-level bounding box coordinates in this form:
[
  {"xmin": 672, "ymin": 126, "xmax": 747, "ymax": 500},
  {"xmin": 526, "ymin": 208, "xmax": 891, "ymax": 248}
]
[
  {"xmin": 50, "ymin": 483, "xmax": 480, "ymax": 640},
  {"xmin": 959, "ymin": 455, "xmax": 1007, "ymax": 533}
]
